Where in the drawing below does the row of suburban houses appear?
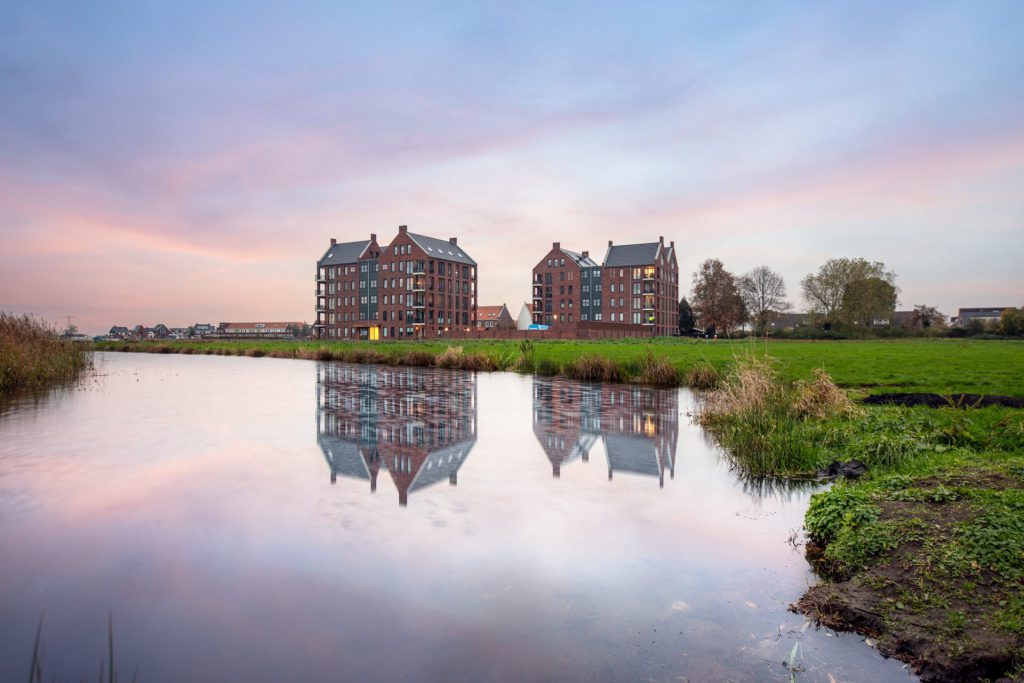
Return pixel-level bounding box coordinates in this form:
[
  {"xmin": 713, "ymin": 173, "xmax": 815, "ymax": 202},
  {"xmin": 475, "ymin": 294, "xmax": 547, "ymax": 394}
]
[
  {"xmin": 107, "ymin": 322, "xmax": 304, "ymax": 339},
  {"xmin": 314, "ymin": 226, "xmax": 679, "ymax": 340}
]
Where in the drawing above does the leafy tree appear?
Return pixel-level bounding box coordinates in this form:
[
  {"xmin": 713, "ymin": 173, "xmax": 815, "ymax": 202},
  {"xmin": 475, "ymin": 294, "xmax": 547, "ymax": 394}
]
[
  {"xmin": 678, "ymin": 298, "xmax": 695, "ymax": 335},
  {"xmin": 841, "ymin": 277, "xmax": 898, "ymax": 329},
  {"xmin": 966, "ymin": 318, "xmax": 986, "ymax": 336},
  {"xmin": 738, "ymin": 266, "xmax": 789, "ymax": 336},
  {"xmin": 801, "ymin": 258, "xmax": 898, "ymax": 330},
  {"xmin": 904, "ymin": 305, "xmax": 945, "ymax": 330},
  {"xmin": 1001, "ymin": 308, "xmax": 1024, "ymax": 336},
  {"xmin": 691, "ymin": 259, "xmax": 747, "ymax": 336}
]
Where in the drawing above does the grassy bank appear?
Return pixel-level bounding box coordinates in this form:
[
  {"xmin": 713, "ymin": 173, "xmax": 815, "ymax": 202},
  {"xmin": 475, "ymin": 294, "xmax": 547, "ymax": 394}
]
[
  {"xmin": 93, "ymin": 337, "xmax": 1024, "ymax": 395},
  {"xmin": 698, "ymin": 357, "xmax": 1024, "ymax": 681},
  {"xmin": 0, "ymin": 313, "xmax": 92, "ymax": 394}
]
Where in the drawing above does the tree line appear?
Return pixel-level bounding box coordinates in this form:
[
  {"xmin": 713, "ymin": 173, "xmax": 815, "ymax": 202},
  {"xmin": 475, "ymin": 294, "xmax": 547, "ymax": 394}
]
[{"xmin": 678, "ymin": 257, "xmax": 1019, "ymax": 338}]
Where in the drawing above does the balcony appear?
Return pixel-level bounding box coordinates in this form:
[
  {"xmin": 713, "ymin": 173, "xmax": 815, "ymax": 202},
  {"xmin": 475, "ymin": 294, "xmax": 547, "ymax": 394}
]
[
  {"xmin": 411, "ymin": 278, "xmax": 426, "ymax": 292},
  {"xmin": 316, "ymin": 274, "xmax": 326, "ymax": 283},
  {"xmin": 412, "ymin": 265, "xmax": 426, "ymax": 275},
  {"xmin": 642, "ymin": 270, "xmax": 656, "ymax": 281},
  {"xmin": 316, "ymin": 305, "xmax": 326, "ymax": 313},
  {"xmin": 412, "ymin": 298, "xmax": 425, "ymax": 309}
]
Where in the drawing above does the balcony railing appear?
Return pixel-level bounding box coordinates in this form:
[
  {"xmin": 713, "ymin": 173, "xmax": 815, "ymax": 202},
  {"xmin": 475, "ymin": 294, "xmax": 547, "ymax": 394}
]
[
  {"xmin": 411, "ymin": 278, "xmax": 426, "ymax": 292},
  {"xmin": 412, "ymin": 299, "xmax": 425, "ymax": 309},
  {"xmin": 316, "ymin": 305, "xmax": 325, "ymax": 313}
]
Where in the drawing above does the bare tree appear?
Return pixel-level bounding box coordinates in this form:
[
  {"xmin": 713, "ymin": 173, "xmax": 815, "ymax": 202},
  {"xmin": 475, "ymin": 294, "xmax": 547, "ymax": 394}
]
[
  {"xmin": 691, "ymin": 259, "xmax": 746, "ymax": 336},
  {"xmin": 738, "ymin": 266, "xmax": 789, "ymax": 336}
]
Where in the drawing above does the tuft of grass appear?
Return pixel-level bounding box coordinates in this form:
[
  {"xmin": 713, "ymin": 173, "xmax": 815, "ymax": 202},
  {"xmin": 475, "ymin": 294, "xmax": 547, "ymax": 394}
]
[
  {"xmin": 699, "ymin": 356, "xmax": 835, "ymax": 475},
  {"xmin": 792, "ymin": 368, "xmax": 862, "ymax": 420},
  {"xmin": 435, "ymin": 345, "xmax": 465, "ymax": 369},
  {"xmin": 400, "ymin": 350, "xmax": 435, "ymax": 367},
  {"xmin": 564, "ymin": 355, "xmax": 621, "ymax": 383},
  {"xmin": 0, "ymin": 312, "xmax": 92, "ymax": 394},
  {"xmin": 685, "ymin": 362, "xmax": 720, "ymax": 390},
  {"xmin": 637, "ymin": 350, "xmax": 681, "ymax": 387}
]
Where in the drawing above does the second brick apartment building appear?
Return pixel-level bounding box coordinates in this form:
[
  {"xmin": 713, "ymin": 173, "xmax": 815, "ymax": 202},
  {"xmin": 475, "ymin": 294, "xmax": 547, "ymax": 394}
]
[
  {"xmin": 532, "ymin": 237, "xmax": 679, "ymax": 336},
  {"xmin": 315, "ymin": 225, "xmax": 478, "ymax": 340}
]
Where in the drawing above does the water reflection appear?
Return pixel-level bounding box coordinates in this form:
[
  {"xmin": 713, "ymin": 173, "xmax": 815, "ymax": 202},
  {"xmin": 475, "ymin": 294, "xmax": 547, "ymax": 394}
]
[
  {"xmin": 316, "ymin": 363, "xmax": 477, "ymax": 506},
  {"xmin": 531, "ymin": 377, "xmax": 678, "ymax": 486}
]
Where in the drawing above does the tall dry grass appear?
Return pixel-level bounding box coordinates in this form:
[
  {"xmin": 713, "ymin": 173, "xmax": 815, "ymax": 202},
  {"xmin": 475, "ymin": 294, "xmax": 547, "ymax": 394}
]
[
  {"xmin": 0, "ymin": 313, "xmax": 92, "ymax": 393},
  {"xmin": 698, "ymin": 356, "xmax": 855, "ymax": 475}
]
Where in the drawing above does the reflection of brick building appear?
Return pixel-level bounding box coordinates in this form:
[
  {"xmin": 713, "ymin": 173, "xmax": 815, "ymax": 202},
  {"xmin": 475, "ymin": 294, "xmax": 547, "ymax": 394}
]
[
  {"xmin": 532, "ymin": 377, "xmax": 678, "ymax": 486},
  {"xmin": 316, "ymin": 363, "xmax": 477, "ymax": 506}
]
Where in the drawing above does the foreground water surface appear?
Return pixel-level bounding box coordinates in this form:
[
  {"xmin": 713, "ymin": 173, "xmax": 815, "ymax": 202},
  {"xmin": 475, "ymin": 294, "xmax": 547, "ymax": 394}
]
[{"xmin": 0, "ymin": 352, "xmax": 914, "ymax": 682}]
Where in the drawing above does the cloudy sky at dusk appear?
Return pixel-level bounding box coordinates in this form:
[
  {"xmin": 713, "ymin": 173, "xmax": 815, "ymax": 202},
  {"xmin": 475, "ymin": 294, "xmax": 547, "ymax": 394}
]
[{"xmin": 1, "ymin": 1, "xmax": 1022, "ymax": 333}]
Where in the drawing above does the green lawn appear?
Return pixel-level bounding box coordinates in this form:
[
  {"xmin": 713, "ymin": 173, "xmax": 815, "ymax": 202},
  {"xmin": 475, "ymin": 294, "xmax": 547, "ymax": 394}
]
[{"xmin": 95, "ymin": 337, "xmax": 1024, "ymax": 396}]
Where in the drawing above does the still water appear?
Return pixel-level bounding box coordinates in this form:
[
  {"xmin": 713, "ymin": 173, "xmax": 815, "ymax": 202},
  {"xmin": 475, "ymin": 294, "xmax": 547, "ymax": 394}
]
[{"xmin": 0, "ymin": 352, "xmax": 914, "ymax": 682}]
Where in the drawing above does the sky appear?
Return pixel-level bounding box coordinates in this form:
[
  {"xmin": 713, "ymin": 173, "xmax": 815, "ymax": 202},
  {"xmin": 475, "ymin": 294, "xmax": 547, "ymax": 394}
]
[{"xmin": 1, "ymin": 1, "xmax": 1022, "ymax": 334}]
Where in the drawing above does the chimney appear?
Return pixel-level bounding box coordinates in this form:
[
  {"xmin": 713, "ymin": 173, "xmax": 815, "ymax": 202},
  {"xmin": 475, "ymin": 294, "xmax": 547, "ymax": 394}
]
[
  {"xmin": 449, "ymin": 237, "xmax": 458, "ymax": 245},
  {"xmin": 553, "ymin": 241, "xmax": 560, "ymax": 250},
  {"xmin": 582, "ymin": 250, "xmax": 589, "ymax": 258},
  {"xmin": 608, "ymin": 240, "xmax": 613, "ymax": 247},
  {"xmin": 398, "ymin": 225, "xmax": 408, "ymax": 235},
  {"xmin": 370, "ymin": 233, "xmax": 377, "ymax": 242},
  {"xmin": 330, "ymin": 238, "xmax": 337, "ymax": 246},
  {"xmin": 670, "ymin": 240, "xmax": 675, "ymax": 248},
  {"xmin": 659, "ymin": 235, "xmax": 664, "ymax": 244}
]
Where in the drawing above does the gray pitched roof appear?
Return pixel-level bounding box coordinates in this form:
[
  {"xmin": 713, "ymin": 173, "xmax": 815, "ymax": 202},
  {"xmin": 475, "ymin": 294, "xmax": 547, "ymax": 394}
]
[
  {"xmin": 408, "ymin": 232, "xmax": 476, "ymax": 265},
  {"xmin": 408, "ymin": 437, "xmax": 476, "ymax": 492},
  {"xmin": 319, "ymin": 240, "xmax": 370, "ymax": 266},
  {"xmin": 561, "ymin": 248, "xmax": 599, "ymax": 267},
  {"xmin": 603, "ymin": 242, "xmax": 661, "ymax": 267},
  {"xmin": 604, "ymin": 434, "xmax": 661, "ymax": 476}
]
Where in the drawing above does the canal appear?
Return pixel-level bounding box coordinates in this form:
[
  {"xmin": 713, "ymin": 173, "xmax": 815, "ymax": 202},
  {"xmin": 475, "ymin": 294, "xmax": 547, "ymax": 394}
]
[{"xmin": 0, "ymin": 352, "xmax": 914, "ymax": 682}]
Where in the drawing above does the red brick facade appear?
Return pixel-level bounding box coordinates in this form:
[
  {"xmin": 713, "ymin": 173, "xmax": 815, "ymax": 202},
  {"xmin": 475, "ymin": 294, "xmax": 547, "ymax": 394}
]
[{"xmin": 316, "ymin": 225, "xmax": 477, "ymax": 340}]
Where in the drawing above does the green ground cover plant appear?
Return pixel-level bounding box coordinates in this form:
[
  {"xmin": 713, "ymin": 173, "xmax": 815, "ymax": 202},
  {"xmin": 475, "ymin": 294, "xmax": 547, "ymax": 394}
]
[{"xmin": 693, "ymin": 354, "xmax": 1024, "ymax": 679}]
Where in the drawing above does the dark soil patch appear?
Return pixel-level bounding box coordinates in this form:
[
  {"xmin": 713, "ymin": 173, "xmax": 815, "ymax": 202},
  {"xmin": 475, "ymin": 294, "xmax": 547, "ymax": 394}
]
[
  {"xmin": 796, "ymin": 473, "xmax": 1024, "ymax": 682},
  {"xmin": 862, "ymin": 392, "xmax": 1024, "ymax": 408}
]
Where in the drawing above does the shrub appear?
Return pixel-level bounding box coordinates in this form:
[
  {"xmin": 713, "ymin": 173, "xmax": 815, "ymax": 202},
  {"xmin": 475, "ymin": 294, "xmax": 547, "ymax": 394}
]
[{"xmin": 245, "ymin": 348, "xmax": 265, "ymax": 357}]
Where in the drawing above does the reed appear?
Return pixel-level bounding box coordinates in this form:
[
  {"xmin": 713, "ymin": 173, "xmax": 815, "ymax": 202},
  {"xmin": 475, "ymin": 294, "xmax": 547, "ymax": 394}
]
[{"xmin": 0, "ymin": 312, "xmax": 92, "ymax": 393}]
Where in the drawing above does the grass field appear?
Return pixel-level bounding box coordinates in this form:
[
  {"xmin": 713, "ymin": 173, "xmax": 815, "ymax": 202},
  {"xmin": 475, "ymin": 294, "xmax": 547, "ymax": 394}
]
[{"xmin": 95, "ymin": 337, "xmax": 1024, "ymax": 396}]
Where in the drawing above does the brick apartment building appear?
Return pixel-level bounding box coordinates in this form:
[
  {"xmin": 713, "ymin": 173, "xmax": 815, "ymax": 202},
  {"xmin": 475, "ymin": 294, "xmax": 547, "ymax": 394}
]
[
  {"xmin": 315, "ymin": 225, "xmax": 478, "ymax": 340},
  {"xmin": 531, "ymin": 237, "xmax": 679, "ymax": 336},
  {"xmin": 531, "ymin": 243, "xmax": 601, "ymax": 326}
]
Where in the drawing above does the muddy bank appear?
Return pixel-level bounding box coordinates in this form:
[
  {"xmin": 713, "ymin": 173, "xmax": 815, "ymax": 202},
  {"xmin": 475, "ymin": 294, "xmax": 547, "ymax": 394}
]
[
  {"xmin": 796, "ymin": 471, "xmax": 1024, "ymax": 682},
  {"xmin": 863, "ymin": 392, "xmax": 1024, "ymax": 408}
]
